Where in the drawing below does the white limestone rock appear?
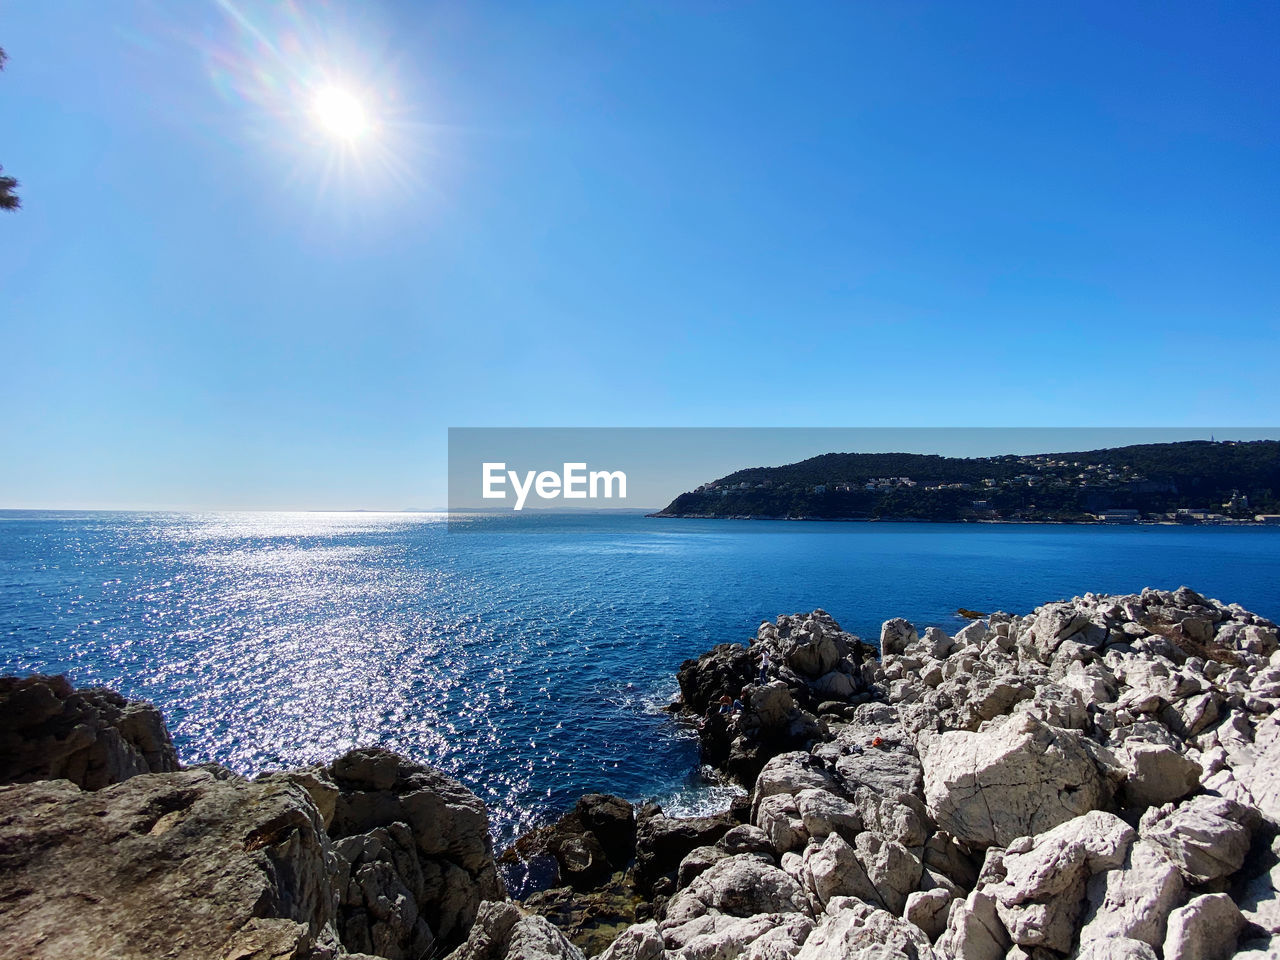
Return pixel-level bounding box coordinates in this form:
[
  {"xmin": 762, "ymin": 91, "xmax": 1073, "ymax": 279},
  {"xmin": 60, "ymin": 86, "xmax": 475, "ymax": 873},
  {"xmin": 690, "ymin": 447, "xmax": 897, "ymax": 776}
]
[
  {"xmin": 1163, "ymin": 893, "xmax": 1246, "ymax": 960},
  {"xmin": 1079, "ymin": 838, "xmax": 1185, "ymax": 947},
  {"xmin": 935, "ymin": 890, "xmax": 1010, "ymax": 960},
  {"xmin": 795, "ymin": 897, "xmax": 938, "ymax": 960},
  {"xmin": 904, "ymin": 887, "xmax": 954, "ymax": 942},
  {"xmin": 1139, "ymin": 794, "xmax": 1254, "ymax": 884},
  {"xmin": 922, "ymin": 714, "xmax": 1105, "ymax": 848},
  {"xmin": 984, "ymin": 811, "xmax": 1134, "ymax": 953}
]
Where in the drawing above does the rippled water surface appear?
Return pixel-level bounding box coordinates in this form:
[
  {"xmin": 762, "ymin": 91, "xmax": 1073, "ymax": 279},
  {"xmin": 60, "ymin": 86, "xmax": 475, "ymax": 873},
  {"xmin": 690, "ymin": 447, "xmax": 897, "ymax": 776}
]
[{"xmin": 3, "ymin": 510, "xmax": 1279, "ymax": 843}]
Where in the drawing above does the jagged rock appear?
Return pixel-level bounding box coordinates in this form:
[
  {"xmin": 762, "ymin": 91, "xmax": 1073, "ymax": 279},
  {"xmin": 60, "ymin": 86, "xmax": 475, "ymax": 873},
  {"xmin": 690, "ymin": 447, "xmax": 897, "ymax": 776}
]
[
  {"xmin": 936, "ymin": 890, "xmax": 1010, "ymax": 960},
  {"xmin": 1016, "ymin": 682, "xmax": 1089, "ymax": 731},
  {"xmin": 327, "ymin": 747, "xmax": 503, "ymax": 952},
  {"xmin": 800, "ymin": 832, "xmax": 867, "ymax": 908},
  {"xmin": 678, "ymin": 644, "xmax": 758, "ymax": 715},
  {"xmin": 0, "ymin": 770, "xmax": 340, "ymax": 960},
  {"xmin": 921, "ymin": 831, "xmax": 980, "ymax": 891},
  {"xmin": 500, "ymin": 794, "xmax": 634, "ymax": 897},
  {"xmin": 753, "ymin": 752, "xmax": 839, "ymax": 806},
  {"xmin": 665, "ymin": 911, "xmax": 814, "ymax": 960},
  {"xmin": 676, "ymin": 844, "xmax": 731, "ymax": 890},
  {"xmin": 756, "ymin": 793, "xmax": 809, "ymax": 854},
  {"xmin": 1232, "ymin": 714, "xmax": 1280, "ymax": 823},
  {"xmin": 720, "ymin": 824, "xmax": 775, "ymax": 857},
  {"xmin": 0, "ymin": 674, "xmax": 178, "ymax": 789},
  {"xmin": 662, "ymin": 856, "xmax": 810, "ymax": 929},
  {"xmin": 576, "ymin": 794, "xmax": 637, "ymax": 867},
  {"xmin": 1079, "ymin": 838, "xmax": 1185, "ymax": 947},
  {"xmin": 852, "ymin": 788, "xmax": 931, "ymax": 848},
  {"xmin": 1162, "ymin": 893, "xmax": 1245, "ymax": 960},
  {"xmin": 851, "ymin": 830, "xmax": 924, "ymax": 915},
  {"xmin": 335, "ymin": 822, "xmax": 437, "ymax": 960},
  {"xmin": 983, "ymin": 811, "xmax": 1134, "ymax": 953},
  {"xmin": 795, "ymin": 897, "xmax": 938, "ymax": 960},
  {"xmin": 798, "ymin": 829, "xmax": 923, "ymax": 916},
  {"xmin": 445, "ymin": 900, "xmax": 584, "ymax": 960},
  {"xmin": 881, "ymin": 619, "xmax": 918, "ymax": 656},
  {"xmin": 1139, "ymin": 794, "xmax": 1254, "ymax": 884},
  {"xmin": 1117, "ymin": 742, "xmax": 1201, "ymax": 808},
  {"xmin": 793, "ymin": 788, "xmax": 861, "ymax": 844},
  {"xmin": 766, "ymin": 611, "xmax": 855, "ymax": 680},
  {"xmin": 1075, "ymin": 938, "xmax": 1159, "ymax": 960},
  {"xmin": 905, "ymin": 887, "xmax": 954, "ymax": 942},
  {"xmin": 748, "ymin": 682, "xmax": 798, "ymax": 729},
  {"xmin": 922, "ymin": 713, "xmax": 1105, "ymax": 848},
  {"xmin": 259, "ymin": 766, "xmax": 340, "ymax": 830},
  {"xmin": 633, "ymin": 807, "xmax": 737, "ymax": 898},
  {"xmin": 595, "ymin": 920, "xmax": 665, "ymax": 960}
]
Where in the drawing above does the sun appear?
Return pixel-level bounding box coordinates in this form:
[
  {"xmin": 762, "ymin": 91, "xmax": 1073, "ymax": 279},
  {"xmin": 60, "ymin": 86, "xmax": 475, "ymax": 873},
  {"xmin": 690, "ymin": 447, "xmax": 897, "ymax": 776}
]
[{"xmin": 311, "ymin": 86, "xmax": 369, "ymax": 140}]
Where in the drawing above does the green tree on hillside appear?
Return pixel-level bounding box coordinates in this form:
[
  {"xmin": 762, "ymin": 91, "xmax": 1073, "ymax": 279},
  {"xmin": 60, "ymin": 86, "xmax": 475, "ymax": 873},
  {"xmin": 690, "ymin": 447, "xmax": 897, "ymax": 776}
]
[{"xmin": 0, "ymin": 48, "xmax": 20, "ymax": 211}]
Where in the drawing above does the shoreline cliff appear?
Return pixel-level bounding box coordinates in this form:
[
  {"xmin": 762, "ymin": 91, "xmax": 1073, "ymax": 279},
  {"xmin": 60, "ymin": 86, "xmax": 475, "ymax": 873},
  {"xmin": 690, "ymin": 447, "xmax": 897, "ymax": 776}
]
[{"xmin": 3, "ymin": 585, "xmax": 1280, "ymax": 959}]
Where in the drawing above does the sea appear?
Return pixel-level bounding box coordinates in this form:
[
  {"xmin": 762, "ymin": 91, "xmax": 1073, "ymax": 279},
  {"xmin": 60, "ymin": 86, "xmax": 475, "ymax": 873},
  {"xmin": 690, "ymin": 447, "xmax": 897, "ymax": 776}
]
[{"xmin": 3, "ymin": 509, "xmax": 1278, "ymax": 846}]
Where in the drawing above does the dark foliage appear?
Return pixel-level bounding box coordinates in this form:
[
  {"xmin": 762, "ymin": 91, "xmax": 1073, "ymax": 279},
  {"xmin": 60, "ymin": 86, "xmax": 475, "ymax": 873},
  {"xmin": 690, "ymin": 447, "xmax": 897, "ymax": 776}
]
[{"xmin": 655, "ymin": 440, "xmax": 1280, "ymax": 522}]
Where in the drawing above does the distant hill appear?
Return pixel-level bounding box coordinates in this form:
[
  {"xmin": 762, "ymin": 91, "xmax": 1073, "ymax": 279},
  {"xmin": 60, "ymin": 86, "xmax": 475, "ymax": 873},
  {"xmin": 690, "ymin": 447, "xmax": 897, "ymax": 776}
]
[{"xmin": 652, "ymin": 440, "xmax": 1280, "ymax": 522}]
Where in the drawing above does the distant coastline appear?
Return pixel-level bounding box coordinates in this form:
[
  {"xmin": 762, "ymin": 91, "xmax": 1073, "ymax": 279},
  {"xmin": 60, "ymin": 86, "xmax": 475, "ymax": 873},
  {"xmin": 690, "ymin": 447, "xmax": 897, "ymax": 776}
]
[
  {"xmin": 651, "ymin": 439, "xmax": 1280, "ymax": 526},
  {"xmin": 647, "ymin": 513, "xmax": 1280, "ymax": 526}
]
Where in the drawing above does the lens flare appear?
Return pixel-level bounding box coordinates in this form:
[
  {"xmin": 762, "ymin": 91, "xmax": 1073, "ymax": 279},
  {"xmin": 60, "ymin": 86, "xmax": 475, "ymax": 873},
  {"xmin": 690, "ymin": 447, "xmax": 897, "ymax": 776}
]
[{"xmin": 312, "ymin": 85, "xmax": 368, "ymax": 139}]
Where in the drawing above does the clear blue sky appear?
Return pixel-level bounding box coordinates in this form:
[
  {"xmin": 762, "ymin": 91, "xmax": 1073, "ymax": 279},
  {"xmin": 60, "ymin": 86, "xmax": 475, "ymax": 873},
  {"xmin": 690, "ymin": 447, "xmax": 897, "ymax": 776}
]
[{"xmin": 2, "ymin": 2, "xmax": 1277, "ymax": 509}]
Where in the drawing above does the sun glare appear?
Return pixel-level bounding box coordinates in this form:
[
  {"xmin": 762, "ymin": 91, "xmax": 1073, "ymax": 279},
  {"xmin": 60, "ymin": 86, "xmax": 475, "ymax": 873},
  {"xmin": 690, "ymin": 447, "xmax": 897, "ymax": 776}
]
[{"xmin": 312, "ymin": 86, "xmax": 369, "ymax": 140}]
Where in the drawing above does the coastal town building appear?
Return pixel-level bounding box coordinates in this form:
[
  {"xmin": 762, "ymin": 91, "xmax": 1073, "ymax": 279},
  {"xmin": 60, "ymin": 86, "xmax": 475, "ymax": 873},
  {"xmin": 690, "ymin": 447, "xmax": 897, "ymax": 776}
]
[{"xmin": 1096, "ymin": 509, "xmax": 1141, "ymax": 523}]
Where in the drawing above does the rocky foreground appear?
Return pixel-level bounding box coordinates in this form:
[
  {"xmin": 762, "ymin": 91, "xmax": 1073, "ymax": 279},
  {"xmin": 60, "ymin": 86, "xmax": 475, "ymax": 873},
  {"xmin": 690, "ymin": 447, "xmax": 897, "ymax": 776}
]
[{"xmin": 3, "ymin": 587, "xmax": 1280, "ymax": 960}]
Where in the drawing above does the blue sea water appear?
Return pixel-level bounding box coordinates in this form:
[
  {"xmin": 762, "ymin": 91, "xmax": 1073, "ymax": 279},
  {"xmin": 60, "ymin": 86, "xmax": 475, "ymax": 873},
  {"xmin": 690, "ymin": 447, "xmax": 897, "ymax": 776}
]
[{"xmin": 2, "ymin": 509, "xmax": 1279, "ymax": 844}]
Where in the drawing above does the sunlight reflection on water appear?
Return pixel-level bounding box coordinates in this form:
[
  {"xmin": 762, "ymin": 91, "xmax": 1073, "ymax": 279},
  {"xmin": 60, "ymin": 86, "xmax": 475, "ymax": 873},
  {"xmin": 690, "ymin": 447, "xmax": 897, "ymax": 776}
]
[{"xmin": 4, "ymin": 509, "xmax": 1279, "ymax": 843}]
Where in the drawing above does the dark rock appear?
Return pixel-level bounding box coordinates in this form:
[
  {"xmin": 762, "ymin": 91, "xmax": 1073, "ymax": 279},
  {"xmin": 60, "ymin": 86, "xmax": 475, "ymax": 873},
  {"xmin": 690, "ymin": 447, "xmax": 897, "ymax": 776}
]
[
  {"xmin": 326, "ymin": 747, "xmax": 504, "ymax": 954},
  {"xmin": 632, "ymin": 806, "xmax": 738, "ymax": 898},
  {"xmin": 501, "ymin": 794, "xmax": 635, "ymax": 898},
  {"xmin": 521, "ymin": 874, "xmax": 643, "ymax": 956},
  {"xmin": 0, "ymin": 674, "xmax": 178, "ymax": 789},
  {"xmin": 575, "ymin": 793, "xmax": 636, "ymax": 867},
  {"xmin": 677, "ymin": 643, "xmax": 758, "ymax": 715},
  {"xmin": 729, "ymin": 793, "xmax": 753, "ymax": 823}
]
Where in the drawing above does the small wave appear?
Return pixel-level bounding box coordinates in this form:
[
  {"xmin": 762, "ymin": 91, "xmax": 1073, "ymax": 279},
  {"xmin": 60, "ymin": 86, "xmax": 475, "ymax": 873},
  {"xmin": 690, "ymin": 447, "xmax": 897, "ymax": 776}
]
[{"xmin": 646, "ymin": 773, "xmax": 743, "ymax": 819}]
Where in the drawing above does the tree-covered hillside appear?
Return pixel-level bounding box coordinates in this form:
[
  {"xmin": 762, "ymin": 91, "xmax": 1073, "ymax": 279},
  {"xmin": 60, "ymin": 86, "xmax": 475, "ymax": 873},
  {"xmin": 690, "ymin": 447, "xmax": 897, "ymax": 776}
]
[{"xmin": 654, "ymin": 440, "xmax": 1280, "ymax": 522}]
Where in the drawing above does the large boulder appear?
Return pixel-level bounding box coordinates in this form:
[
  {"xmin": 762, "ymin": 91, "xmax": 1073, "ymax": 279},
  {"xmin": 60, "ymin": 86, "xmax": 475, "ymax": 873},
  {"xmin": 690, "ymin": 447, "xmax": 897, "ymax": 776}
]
[
  {"xmin": 797, "ymin": 896, "xmax": 938, "ymax": 960},
  {"xmin": 935, "ymin": 890, "xmax": 1010, "ymax": 960},
  {"xmin": 1117, "ymin": 742, "xmax": 1202, "ymax": 808},
  {"xmin": 1138, "ymin": 794, "xmax": 1255, "ymax": 885},
  {"xmin": 1079, "ymin": 839, "xmax": 1186, "ymax": 947},
  {"xmin": 444, "ymin": 900, "xmax": 584, "ymax": 960},
  {"xmin": 632, "ymin": 806, "xmax": 738, "ymax": 898},
  {"xmin": 880, "ymin": 618, "xmax": 918, "ymax": 656},
  {"xmin": 1163, "ymin": 893, "xmax": 1246, "ymax": 960},
  {"xmin": 800, "ymin": 831, "xmax": 921, "ymax": 915},
  {"xmin": 0, "ymin": 674, "xmax": 178, "ymax": 789},
  {"xmin": 661, "ymin": 910, "xmax": 814, "ymax": 960},
  {"xmin": 661, "ymin": 855, "xmax": 810, "ymax": 929},
  {"xmin": 983, "ymin": 811, "xmax": 1134, "ymax": 953},
  {"xmin": 0, "ymin": 769, "xmax": 340, "ymax": 960},
  {"xmin": 677, "ymin": 644, "xmax": 758, "ymax": 715},
  {"xmin": 500, "ymin": 794, "xmax": 635, "ymax": 896},
  {"xmin": 327, "ymin": 747, "xmax": 503, "ymax": 953},
  {"xmin": 922, "ymin": 713, "xmax": 1107, "ymax": 848}
]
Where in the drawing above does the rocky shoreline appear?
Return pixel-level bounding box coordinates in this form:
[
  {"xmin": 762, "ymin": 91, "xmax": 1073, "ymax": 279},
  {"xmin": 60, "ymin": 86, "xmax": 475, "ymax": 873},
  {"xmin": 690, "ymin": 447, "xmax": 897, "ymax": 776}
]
[{"xmin": 3, "ymin": 586, "xmax": 1280, "ymax": 959}]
